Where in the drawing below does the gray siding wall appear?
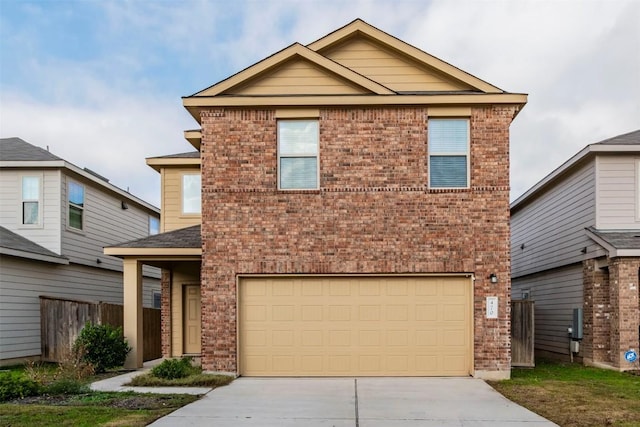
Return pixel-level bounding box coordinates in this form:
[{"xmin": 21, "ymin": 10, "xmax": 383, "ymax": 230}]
[
  {"xmin": 511, "ymin": 160, "xmax": 596, "ymax": 278},
  {"xmin": 512, "ymin": 263, "xmax": 583, "ymax": 356},
  {"xmin": 0, "ymin": 169, "xmax": 62, "ymax": 254},
  {"xmin": 60, "ymin": 172, "xmax": 160, "ymax": 278},
  {"xmin": 597, "ymin": 154, "xmax": 640, "ymax": 229},
  {"xmin": 0, "ymin": 255, "xmax": 160, "ymax": 361}
]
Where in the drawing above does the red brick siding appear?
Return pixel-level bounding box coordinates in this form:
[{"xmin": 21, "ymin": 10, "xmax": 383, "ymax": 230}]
[
  {"xmin": 200, "ymin": 106, "xmax": 517, "ymax": 374},
  {"xmin": 160, "ymin": 269, "xmax": 171, "ymax": 358},
  {"xmin": 582, "ymin": 259, "xmax": 611, "ymax": 363},
  {"xmin": 609, "ymin": 258, "xmax": 640, "ymax": 368}
]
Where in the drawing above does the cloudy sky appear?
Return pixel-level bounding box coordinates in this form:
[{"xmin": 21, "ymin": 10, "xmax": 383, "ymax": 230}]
[{"xmin": 1, "ymin": 0, "xmax": 638, "ymax": 206}]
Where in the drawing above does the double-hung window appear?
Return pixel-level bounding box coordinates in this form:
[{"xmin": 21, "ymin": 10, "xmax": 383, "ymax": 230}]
[
  {"xmin": 428, "ymin": 119, "xmax": 470, "ymax": 188},
  {"xmin": 68, "ymin": 181, "xmax": 85, "ymax": 230},
  {"xmin": 21, "ymin": 176, "xmax": 41, "ymax": 225},
  {"xmin": 182, "ymin": 174, "xmax": 201, "ymax": 214},
  {"xmin": 278, "ymin": 120, "xmax": 319, "ymax": 190}
]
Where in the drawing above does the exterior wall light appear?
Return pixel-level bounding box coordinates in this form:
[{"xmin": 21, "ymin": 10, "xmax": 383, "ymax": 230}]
[{"xmin": 489, "ymin": 273, "xmax": 498, "ymax": 284}]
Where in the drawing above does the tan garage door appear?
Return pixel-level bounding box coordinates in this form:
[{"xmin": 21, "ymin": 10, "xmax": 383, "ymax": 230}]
[{"xmin": 239, "ymin": 276, "xmax": 472, "ymax": 376}]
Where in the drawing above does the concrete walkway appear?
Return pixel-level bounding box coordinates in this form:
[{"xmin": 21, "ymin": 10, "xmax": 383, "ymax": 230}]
[
  {"xmin": 89, "ymin": 360, "xmax": 212, "ymax": 395},
  {"xmin": 148, "ymin": 377, "xmax": 559, "ymax": 427}
]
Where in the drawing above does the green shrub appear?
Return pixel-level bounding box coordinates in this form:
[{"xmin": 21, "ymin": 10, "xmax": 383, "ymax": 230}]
[
  {"xmin": 73, "ymin": 322, "xmax": 131, "ymax": 373},
  {"xmin": 151, "ymin": 357, "xmax": 196, "ymax": 380},
  {"xmin": 44, "ymin": 378, "xmax": 89, "ymax": 395},
  {"xmin": 0, "ymin": 372, "xmax": 41, "ymax": 401}
]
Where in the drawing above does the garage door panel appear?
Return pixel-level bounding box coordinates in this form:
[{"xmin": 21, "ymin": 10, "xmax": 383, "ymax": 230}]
[{"xmin": 239, "ymin": 276, "xmax": 471, "ymax": 376}]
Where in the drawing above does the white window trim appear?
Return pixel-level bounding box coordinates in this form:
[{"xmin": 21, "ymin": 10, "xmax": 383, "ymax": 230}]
[
  {"xmin": 277, "ymin": 119, "xmax": 320, "ymax": 190},
  {"xmin": 181, "ymin": 172, "xmax": 201, "ymax": 216},
  {"xmin": 19, "ymin": 173, "xmax": 44, "ymax": 228},
  {"xmin": 67, "ymin": 180, "xmax": 85, "ymax": 233},
  {"xmin": 428, "ymin": 118, "xmax": 471, "ymax": 189}
]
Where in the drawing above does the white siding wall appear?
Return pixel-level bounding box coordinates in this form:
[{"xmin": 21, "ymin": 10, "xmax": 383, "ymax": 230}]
[
  {"xmin": 0, "ymin": 255, "xmax": 160, "ymax": 360},
  {"xmin": 511, "ymin": 160, "xmax": 596, "ymax": 278},
  {"xmin": 596, "ymin": 154, "xmax": 640, "ymax": 229},
  {"xmin": 0, "ymin": 169, "xmax": 62, "ymax": 254},
  {"xmin": 60, "ymin": 172, "xmax": 160, "ymax": 278},
  {"xmin": 512, "ymin": 263, "xmax": 583, "ymax": 356}
]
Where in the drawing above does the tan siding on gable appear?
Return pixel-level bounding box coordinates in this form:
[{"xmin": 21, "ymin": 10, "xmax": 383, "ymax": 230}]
[
  {"xmin": 324, "ymin": 38, "xmax": 471, "ymax": 92},
  {"xmin": 161, "ymin": 167, "xmax": 201, "ymax": 233},
  {"xmin": 230, "ymin": 58, "xmax": 368, "ymax": 96},
  {"xmin": 596, "ymin": 155, "xmax": 640, "ymax": 229}
]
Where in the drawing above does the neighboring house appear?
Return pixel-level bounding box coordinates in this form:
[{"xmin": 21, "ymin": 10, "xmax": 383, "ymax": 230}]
[
  {"xmin": 0, "ymin": 137, "xmax": 161, "ymax": 365},
  {"xmin": 106, "ymin": 19, "xmax": 527, "ymax": 379},
  {"xmin": 511, "ymin": 130, "xmax": 640, "ymax": 371}
]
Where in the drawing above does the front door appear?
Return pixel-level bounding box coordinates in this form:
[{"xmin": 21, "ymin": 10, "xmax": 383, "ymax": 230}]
[{"xmin": 183, "ymin": 285, "xmax": 201, "ymax": 354}]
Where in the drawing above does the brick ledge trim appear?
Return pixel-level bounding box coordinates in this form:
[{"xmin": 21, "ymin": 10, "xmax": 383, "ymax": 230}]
[{"xmin": 205, "ymin": 186, "xmax": 509, "ymax": 194}]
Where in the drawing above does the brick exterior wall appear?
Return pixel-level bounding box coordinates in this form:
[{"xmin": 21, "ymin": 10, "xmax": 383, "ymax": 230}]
[
  {"xmin": 609, "ymin": 257, "xmax": 640, "ymax": 368},
  {"xmin": 200, "ymin": 105, "xmax": 518, "ymax": 375},
  {"xmin": 160, "ymin": 269, "xmax": 171, "ymax": 358},
  {"xmin": 583, "ymin": 258, "xmax": 611, "ymax": 363}
]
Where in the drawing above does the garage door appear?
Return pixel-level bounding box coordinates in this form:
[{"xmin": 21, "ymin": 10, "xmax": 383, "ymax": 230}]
[{"xmin": 239, "ymin": 276, "xmax": 472, "ymax": 376}]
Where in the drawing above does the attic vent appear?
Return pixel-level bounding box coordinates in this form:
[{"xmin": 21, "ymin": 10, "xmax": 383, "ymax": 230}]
[{"xmin": 83, "ymin": 167, "xmax": 109, "ymax": 182}]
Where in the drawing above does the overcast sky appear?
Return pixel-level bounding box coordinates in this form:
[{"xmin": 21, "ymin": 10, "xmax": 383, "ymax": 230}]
[{"xmin": 1, "ymin": 0, "xmax": 639, "ymax": 207}]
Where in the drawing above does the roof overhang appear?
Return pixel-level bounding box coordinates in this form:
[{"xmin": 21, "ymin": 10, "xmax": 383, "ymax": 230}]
[
  {"xmin": 585, "ymin": 228, "xmax": 640, "ymax": 258},
  {"xmin": 0, "ymin": 160, "xmax": 159, "ymax": 214},
  {"xmin": 146, "ymin": 157, "xmax": 201, "ymax": 172},
  {"xmin": 511, "ymin": 143, "xmax": 640, "ymax": 212},
  {"xmin": 104, "ymin": 247, "xmax": 202, "ymax": 258},
  {"xmin": 184, "ymin": 130, "xmax": 202, "ymax": 150},
  {"xmin": 183, "ymin": 93, "xmax": 527, "ymax": 122},
  {"xmin": 0, "ymin": 247, "xmax": 69, "ymax": 264}
]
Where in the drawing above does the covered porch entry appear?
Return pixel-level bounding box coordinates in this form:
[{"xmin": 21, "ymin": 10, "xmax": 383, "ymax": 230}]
[{"xmin": 104, "ymin": 225, "xmax": 202, "ymax": 368}]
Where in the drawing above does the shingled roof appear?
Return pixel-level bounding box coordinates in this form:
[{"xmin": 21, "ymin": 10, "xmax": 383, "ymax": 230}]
[
  {"xmin": 0, "ymin": 226, "xmax": 68, "ymax": 264},
  {"xmin": 593, "ymin": 129, "xmax": 640, "ymax": 146},
  {"xmin": 586, "ymin": 227, "xmax": 640, "ymax": 250},
  {"xmin": 147, "ymin": 151, "xmax": 200, "ymax": 159},
  {"xmin": 0, "ymin": 137, "xmax": 62, "ymax": 161},
  {"xmin": 111, "ymin": 225, "xmax": 201, "ymax": 249}
]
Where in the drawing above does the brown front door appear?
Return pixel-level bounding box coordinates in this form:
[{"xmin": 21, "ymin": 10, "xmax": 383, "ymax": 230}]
[{"xmin": 183, "ymin": 285, "xmax": 201, "ymax": 354}]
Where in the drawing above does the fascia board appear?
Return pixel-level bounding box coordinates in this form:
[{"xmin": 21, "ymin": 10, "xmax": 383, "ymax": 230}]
[
  {"xmin": 0, "ymin": 247, "xmax": 69, "ymax": 264},
  {"xmin": 184, "ymin": 93, "xmax": 527, "ymax": 109}
]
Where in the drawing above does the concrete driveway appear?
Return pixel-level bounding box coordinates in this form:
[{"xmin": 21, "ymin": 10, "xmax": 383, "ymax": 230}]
[{"xmin": 149, "ymin": 377, "xmax": 557, "ymax": 426}]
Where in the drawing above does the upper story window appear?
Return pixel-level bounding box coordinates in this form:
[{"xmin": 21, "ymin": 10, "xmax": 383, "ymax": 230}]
[
  {"xmin": 21, "ymin": 175, "xmax": 41, "ymax": 225},
  {"xmin": 149, "ymin": 216, "xmax": 160, "ymax": 235},
  {"xmin": 428, "ymin": 119, "xmax": 470, "ymax": 188},
  {"xmin": 182, "ymin": 174, "xmax": 201, "ymax": 214},
  {"xmin": 68, "ymin": 181, "xmax": 85, "ymax": 230},
  {"xmin": 278, "ymin": 120, "xmax": 319, "ymax": 190}
]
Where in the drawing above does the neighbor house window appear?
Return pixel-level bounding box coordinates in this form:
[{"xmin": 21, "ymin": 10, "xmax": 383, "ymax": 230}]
[
  {"xmin": 68, "ymin": 181, "xmax": 84, "ymax": 230},
  {"xmin": 21, "ymin": 176, "xmax": 41, "ymax": 225},
  {"xmin": 428, "ymin": 119, "xmax": 470, "ymax": 188},
  {"xmin": 149, "ymin": 216, "xmax": 160, "ymax": 235},
  {"xmin": 278, "ymin": 120, "xmax": 319, "ymax": 190},
  {"xmin": 152, "ymin": 291, "xmax": 161, "ymax": 309},
  {"xmin": 182, "ymin": 174, "xmax": 201, "ymax": 214}
]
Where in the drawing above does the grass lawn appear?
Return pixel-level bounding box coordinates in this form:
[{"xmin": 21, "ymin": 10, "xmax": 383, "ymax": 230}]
[
  {"xmin": 0, "ymin": 392, "xmax": 198, "ymax": 427},
  {"xmin": 0, "ymin": 362, "xmax": 224, "ymax": 426},
  {"xmin": 489, "ymin": 359, "xmax": 640, "ymax": 427}
]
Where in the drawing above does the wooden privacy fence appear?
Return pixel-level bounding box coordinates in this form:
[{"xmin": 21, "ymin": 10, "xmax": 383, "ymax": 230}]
[
  {"xmin": 40, "ymin": 296, "xmax": 161, "ymax": 363},
  {"xmin": 511, "ymin": 299, "xmax": 535, "ymax": 367}
]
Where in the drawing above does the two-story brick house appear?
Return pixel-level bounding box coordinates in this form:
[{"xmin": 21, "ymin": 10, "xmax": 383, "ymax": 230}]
[{"xmin": 107, "ymin": 20, "xmax": 527, "ymax": 379}]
